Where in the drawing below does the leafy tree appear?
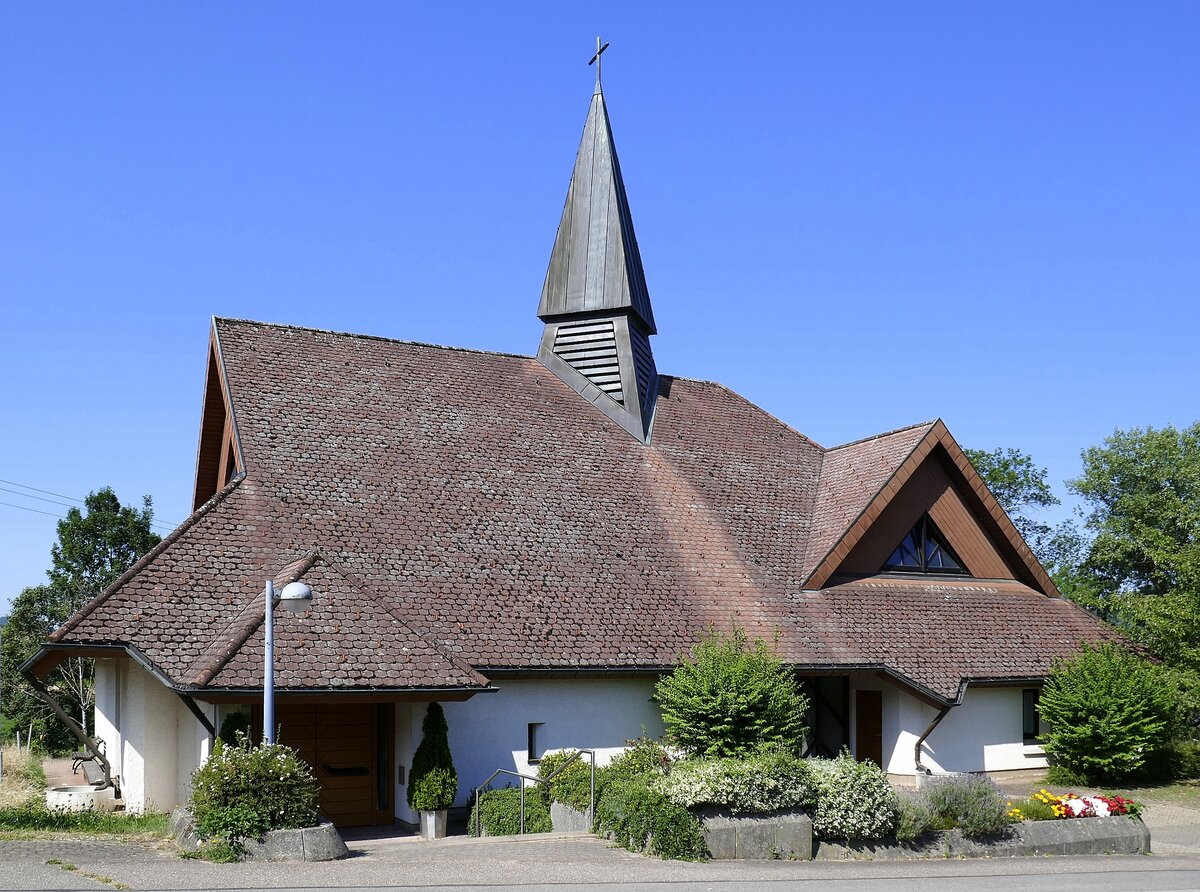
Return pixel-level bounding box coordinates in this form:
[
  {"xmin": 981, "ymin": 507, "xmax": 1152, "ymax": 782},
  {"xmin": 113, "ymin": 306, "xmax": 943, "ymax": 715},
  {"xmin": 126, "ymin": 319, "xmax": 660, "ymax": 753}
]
[
  {"xmin": 1069, "ymin": 423, "xmax": 1200, "ymax": 596},
  {"xmin": 1066, "ymin": 423, "xmax": 1200, "ymax": 677},
  {"xmin": 407, "ymin": 702, "xmax": 458, "ymax": 811},
  {"xmin": 0, "ymin": 488, "xmax": 159, "ymax": 750},
  {"xmin": 654, "ymin": 628, "xmax": 809, "ymax": 757},
  {"xmin": 1037, "ymin": 643, "xmax": 1176, "ymax": 782}
]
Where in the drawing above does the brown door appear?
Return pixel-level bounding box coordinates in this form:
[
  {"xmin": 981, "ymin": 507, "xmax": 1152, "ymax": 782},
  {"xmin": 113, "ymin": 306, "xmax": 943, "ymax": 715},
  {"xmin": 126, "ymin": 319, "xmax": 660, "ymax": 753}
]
[
  {"xmin": 855, "ymin": 690, "xmax": 883, "ymax": 768},
  {"xmin": 275, "ymin": 703, "xmax": 393, "ymax": 827}
]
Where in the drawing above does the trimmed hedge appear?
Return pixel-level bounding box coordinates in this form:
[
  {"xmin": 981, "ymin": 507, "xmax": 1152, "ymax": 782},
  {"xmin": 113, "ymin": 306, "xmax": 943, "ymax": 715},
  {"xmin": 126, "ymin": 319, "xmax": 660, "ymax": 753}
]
[
  {"xmin": 468, "ymin": 787, "xmax": 552, "ymax": 836},
  {"xmin": 595, "ymin": 778, "xmax": 707, "ymax": 860},
  {"xmin": 656, "ymin": 750, "xmax": 816, "ymax": 814}
]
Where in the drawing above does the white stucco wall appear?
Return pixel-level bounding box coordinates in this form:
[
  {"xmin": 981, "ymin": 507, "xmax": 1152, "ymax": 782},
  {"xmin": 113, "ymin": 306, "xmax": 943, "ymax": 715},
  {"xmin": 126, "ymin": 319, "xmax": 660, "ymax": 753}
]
[
  {"xmin": 883, "ymin": 684, "xmax": 1047, "ymax": 774},
  {"xmin": 397, "ymin": 677, "xmax": 664, "ymax": 822},
  {"xmin": 92, "ymin": 658, "xmax": 212, "ymax": 813}
]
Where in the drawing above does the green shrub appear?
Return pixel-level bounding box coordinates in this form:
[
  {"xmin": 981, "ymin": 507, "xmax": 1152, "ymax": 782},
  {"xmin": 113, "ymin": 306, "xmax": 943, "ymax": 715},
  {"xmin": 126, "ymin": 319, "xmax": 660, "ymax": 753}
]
[
  {"xmin": 654, "ymin": 628, "xmax": 809, "ymax": 757},
  {"xmin": 189, "ymin": 735, "xmax": 317, "ymax": 847},
  {"xmin": 921, "ymin": 775, "xmax": 1010, "ymax": 838},
  {"xmin": 1045, "ymin": 763, "xmax": 1090, "ymax": 786},
  {"xmin": 595, "ymin": 778, "xmax": 707, "ymax": 860},
  {"xmin": 536, "ymin": 750, "xmax": 594, "ymax": 812},
  {"xmin": 596, "ymin": 737, "xmax": 671, "ymax": 798},
  {"xmin": 1038, "ymin": 644, "xmax": 1175, "ymax": 783},
  {"xmin": 894, "ymin": 792, "xmax": 935, "ymax": 841},
  {"xmin": 407, "ymin": 703, "xmax": 458, "ymax": 811},
  {"xmin": 808, "ymin": 751, "xmax": 897, "ymax": 840},
  {"xmin": 1140, "ymin": 738, "xmax": 1200, "ymax": 783},
  {"xmin": 468, "ymin": 786, "xmax": 552, "ymax": 836},
  {"xmin": 656, "ymin": 750, "xmax": 816, "ymax": 814}
]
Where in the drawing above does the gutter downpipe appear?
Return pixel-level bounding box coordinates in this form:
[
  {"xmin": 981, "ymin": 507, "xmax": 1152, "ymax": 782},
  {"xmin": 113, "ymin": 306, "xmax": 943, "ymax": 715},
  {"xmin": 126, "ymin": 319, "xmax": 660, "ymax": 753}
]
[
  {"xmin": 913, "ymin": 704, "xmax": 954, "ymax": 776},
  {"xmin": 20, "ymin": 667, "xmax": 117, "ymax": 794}
]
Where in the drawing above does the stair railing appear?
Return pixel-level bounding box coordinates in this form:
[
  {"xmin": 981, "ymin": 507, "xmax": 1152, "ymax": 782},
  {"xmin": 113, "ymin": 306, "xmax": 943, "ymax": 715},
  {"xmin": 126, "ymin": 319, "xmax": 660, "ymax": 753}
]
[{"xmin": 472, "ymin": 748, "xmax": 596, "ymax": 838}]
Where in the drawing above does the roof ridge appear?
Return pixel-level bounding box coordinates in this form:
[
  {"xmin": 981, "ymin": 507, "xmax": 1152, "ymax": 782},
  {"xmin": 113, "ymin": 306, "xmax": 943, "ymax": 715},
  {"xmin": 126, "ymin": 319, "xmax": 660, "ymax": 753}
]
[
  {"xmin": 51, "ymin": 474, "xmax": 247, "ymax": 643},
  {"xmin": 187, "ymin": 550, "xmax": 322, "ymax": 686},
  {"xmin": 322, "ymin": 557, "xmax": 491, "ymax": 688},
  {"xmin": 826, "ymin": 419, "xmax": 938, "ymax": 452},
  {"xmin": 213, "ymin": 317, "xmax": 534, "ymax": 362}
]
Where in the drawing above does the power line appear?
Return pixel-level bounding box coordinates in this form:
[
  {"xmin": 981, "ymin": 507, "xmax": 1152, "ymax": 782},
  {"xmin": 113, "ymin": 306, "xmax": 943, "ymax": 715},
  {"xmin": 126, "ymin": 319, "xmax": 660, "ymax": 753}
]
[
  {"xmin": 0, "ymin": 477, "xmax": 179, "ymax": 531},
  {"xmin": 0, "ymin": 485, "xmax": 79, "ymax": 511},
  {"xmin": 0, "ymin": 478, "xmax": 85, "ymax": 504},
  {"xmin": 0, "ymin": 499, "xmax": 71, "ymax": 520}
]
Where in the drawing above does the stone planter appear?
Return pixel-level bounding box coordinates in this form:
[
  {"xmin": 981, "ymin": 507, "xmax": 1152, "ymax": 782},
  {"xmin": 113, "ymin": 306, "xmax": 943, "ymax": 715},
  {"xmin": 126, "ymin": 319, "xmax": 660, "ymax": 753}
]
[
  {"xmin": 45, "ymin": 785, "xmax": 117, "ymax": 813},
  {"xmin": 168, "ymin": 807, "xmax": 349, "ymax": 861},
  {"xmin": 697, "ymin": 807, "xmax": 813, "ymax": 860},
  {"xmin": 420, "ymin": 809, "xmax": 448, "ymax": 840},
  {"xmin": 813, "ymin": 815, "xmax": 1150, "ymax": 860}
]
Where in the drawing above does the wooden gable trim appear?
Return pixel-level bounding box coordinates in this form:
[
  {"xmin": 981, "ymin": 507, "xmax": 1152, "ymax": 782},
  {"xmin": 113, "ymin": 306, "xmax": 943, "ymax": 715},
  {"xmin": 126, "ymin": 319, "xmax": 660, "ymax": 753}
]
[
  {"xmin": 804, "ymin": 420, "xmax": 1059, "ymax": 596},
  {"xmin": 191, "ymin": 321, "xmax": 245, "ymax": 510}
]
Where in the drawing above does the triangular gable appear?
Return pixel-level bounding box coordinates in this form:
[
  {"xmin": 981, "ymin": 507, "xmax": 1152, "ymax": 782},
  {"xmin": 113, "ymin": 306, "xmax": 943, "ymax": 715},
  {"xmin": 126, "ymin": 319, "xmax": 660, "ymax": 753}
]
[
  {"xmin": 192, "ymin": 319, "xmax": 244, "ymax": 511},
  {"xmin": 804, "ymin": 420, "xmax": 1058, "ymax": 596}
]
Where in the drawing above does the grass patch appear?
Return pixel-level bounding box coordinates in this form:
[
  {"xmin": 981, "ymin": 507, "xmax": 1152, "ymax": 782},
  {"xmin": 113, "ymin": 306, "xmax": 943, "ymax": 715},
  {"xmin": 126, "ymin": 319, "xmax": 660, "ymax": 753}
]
[
  {"xmin": 1108, "ymin": 780, "xmax": 1200, "ymax": 810},
  {"xmin": 0, "ymin": 801, "xmax": 169, "ymax": 836},
  {"xmin": 0, "ymin": 745, "xmax": 46, "ymax": 809}
]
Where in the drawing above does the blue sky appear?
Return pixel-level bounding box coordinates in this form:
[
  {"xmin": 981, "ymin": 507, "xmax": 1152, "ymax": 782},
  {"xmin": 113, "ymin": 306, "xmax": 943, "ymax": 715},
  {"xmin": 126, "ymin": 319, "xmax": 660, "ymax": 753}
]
[{"xmin": 2, "ymin": 2, "xmax": 1197, "ymax": 612}]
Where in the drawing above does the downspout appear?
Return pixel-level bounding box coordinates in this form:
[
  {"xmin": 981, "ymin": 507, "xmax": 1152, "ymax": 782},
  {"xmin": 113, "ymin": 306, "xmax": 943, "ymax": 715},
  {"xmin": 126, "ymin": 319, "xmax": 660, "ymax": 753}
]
[
  {"xmin": 913, "ymin": 704, "xmax": 953, "ymax": 776},
  {"xmin": 20, "ymin": 667, "xmax": 117, "ymax": 794}
]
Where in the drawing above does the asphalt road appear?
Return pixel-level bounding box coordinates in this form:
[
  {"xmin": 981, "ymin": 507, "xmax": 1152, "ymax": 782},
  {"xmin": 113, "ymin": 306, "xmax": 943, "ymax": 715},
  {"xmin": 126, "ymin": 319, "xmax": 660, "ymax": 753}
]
[{"xmin": 4, "ymin": 836, "xmax": 1200, "ymax": 892}]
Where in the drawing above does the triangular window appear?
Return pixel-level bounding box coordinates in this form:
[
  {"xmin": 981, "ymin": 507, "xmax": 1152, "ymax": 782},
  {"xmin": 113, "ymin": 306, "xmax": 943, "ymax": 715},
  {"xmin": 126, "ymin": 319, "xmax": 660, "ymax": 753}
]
[{"xmin": 883, "ymin": 515, "xmax": 966, "ymax": 575}]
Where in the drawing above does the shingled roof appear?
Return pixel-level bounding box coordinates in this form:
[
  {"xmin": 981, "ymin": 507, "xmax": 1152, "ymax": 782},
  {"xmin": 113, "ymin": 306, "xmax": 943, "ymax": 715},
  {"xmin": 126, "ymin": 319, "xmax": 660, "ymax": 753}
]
[{"xmin": 36, "ymin": 318, "xmax": 1117, "ymax": 704}]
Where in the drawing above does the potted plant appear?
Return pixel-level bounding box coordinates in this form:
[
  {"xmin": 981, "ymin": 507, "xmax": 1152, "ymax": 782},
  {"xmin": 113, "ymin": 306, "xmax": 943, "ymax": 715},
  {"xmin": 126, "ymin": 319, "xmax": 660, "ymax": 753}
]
[{"xmin": 408, "ymin": 702, "xmax": 458, "ymax": 839}]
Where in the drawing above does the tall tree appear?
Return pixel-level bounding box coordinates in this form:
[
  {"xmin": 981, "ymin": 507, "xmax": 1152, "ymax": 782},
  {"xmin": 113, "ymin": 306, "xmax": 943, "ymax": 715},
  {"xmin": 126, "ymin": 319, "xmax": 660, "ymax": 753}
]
[
  {"xmin": 1068, "ymin": 423, "xmax": 1200, "ymax": 674},
  {"xmin": 0, "ymin": 488, "xmax": 160, "ymax": 750}
]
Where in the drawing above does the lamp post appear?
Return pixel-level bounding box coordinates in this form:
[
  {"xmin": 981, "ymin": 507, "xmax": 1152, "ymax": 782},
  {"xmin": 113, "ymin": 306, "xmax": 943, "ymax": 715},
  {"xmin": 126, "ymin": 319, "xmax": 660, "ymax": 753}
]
[{"xmin": 263, "ymin": 579, "xmax": 313, "ymax": 745}]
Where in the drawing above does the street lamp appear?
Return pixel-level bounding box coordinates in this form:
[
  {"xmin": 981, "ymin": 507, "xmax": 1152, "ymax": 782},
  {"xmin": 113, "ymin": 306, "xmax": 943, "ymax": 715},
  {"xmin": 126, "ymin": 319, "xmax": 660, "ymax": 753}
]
[{"xmin": 263, "ymin": 579, "xmax": 313, "ymax": 745}]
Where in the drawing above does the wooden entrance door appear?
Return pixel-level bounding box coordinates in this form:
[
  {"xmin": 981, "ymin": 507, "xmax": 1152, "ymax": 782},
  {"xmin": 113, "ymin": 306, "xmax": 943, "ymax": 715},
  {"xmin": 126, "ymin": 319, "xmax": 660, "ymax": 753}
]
[
  {"xmin": 275, "ymin": 703, "xmax": 393, "ymax": 827},
  {"xmin": 855, "ymin": 690, "xmax": 883, "ymax": 767}
]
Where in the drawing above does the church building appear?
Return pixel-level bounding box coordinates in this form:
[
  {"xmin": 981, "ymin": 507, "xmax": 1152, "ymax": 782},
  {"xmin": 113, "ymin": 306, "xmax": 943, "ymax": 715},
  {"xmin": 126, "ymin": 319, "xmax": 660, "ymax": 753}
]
[{"xmin": 25, "ymin": 64, "xmax": 1117, "ymax": 827}]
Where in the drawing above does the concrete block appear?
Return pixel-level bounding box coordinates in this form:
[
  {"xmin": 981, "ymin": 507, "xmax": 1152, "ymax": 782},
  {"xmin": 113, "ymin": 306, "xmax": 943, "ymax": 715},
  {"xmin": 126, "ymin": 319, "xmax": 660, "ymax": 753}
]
[
  {"xmin": 550, "ymin": 803, "xmax": 593, "ymax": 832},
  {"xmin": 697, "ymin": 808, "xmax": 813, "ymax": 860}
]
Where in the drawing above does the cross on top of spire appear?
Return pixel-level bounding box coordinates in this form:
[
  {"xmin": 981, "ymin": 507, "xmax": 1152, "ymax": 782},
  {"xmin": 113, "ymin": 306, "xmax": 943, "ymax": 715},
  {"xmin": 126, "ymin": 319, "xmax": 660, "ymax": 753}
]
[{"xmin": 588, "ymin": 36, "xmax": 610, "ymax": 90}]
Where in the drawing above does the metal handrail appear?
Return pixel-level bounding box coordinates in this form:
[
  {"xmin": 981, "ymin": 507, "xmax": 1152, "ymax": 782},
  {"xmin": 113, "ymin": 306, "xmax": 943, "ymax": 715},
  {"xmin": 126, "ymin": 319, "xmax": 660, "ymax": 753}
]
[{"xmin": 472, "ymin": 748, "xmax": 596, "ymax": 838}]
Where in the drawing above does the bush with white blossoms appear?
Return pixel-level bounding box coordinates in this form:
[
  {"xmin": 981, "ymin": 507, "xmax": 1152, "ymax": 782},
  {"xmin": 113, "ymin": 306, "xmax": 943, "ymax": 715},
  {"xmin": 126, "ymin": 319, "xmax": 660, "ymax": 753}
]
[
  {"xmin": 656, "ymin": 750, "xmax": 817, "ymax": 814},
  {"xmin": 189, "ymin": 733, "xmax": 319, "ymax": 848},
  {"xmin": 808, "ymin": 750, "xmax": 898, "ymax": 840}
]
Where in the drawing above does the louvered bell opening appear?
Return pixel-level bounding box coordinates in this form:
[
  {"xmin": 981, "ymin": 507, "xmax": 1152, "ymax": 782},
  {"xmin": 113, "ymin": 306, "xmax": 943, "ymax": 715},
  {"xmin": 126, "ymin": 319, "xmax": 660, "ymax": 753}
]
[{"xmin": 553, "ymin": 320, "xmax": 624, "ymax": 405}]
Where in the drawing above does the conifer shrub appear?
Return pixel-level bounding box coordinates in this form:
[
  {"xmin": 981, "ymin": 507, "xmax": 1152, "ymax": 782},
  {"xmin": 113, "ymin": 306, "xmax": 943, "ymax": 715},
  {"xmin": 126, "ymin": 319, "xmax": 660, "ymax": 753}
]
[
  {"xmin": 1038, "ymin": 644, "xmax": 1174, "ymax": 783},
  {"xmin": 217, "ymin": 711, "xmax": 250, "ymax": 748},
  {"xmin": 189, "ymin": 735, "xmax": 318, "ymax": 848},
  {"xmin": 407, "ymin": 703, "xmax": 458, "ymax": 812},
  {"xmin": 808, "ymin": 751, "xmax": 898, "ymax": 840},
  {"xmin": 654, "ymin": 628, "xmax": 809, "ymax": 757}
]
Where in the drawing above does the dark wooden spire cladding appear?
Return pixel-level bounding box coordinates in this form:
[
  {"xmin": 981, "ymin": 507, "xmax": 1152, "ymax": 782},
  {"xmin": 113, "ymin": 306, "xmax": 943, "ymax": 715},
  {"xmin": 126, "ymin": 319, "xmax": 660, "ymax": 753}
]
[{"xmin": 536, "ymin": 79, "xmax": 659, "ymax": 443}]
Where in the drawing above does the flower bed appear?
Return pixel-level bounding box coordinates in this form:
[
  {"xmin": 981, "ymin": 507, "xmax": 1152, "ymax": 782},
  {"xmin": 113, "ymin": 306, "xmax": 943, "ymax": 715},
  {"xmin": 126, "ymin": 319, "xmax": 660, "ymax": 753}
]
[{"xmin": 1008, "ymin": 789, "xmax": 1141, "ymax": 822}]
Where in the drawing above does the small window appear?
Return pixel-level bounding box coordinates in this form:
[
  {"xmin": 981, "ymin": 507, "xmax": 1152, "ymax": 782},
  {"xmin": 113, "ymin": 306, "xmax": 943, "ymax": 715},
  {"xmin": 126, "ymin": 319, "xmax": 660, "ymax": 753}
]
[
  {"xmin": 1022, "ymin": 689, "xmax": 1040, "ymax": 743},
  {"xmin": 527, "ymin": 722, "xmax": 545, "ymax": 763},
  {"xmin": 883, "ymin": 515, "xmax": 966, "ymax": 575}
]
